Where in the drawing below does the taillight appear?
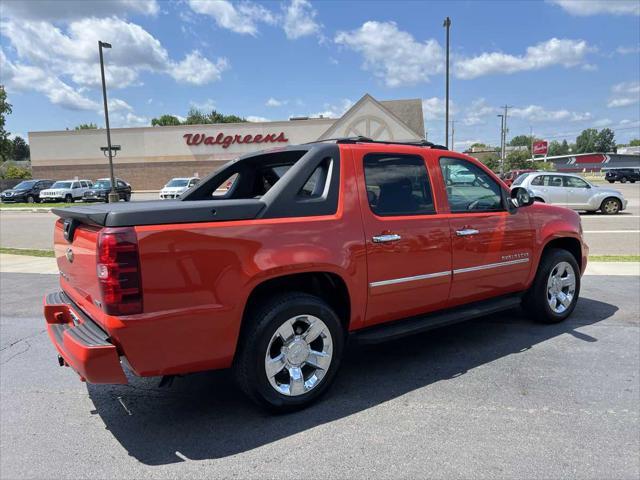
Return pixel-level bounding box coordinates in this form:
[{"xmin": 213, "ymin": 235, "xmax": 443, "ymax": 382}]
[{"xmin": 97, "ymin": 227, "xmax": 142, "ymax": 315}]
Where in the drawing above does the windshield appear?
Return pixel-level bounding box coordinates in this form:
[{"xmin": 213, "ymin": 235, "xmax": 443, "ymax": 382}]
[
  {"xmin": 94, "ymin": 180, "xmax": 111, "ymax": 188},
  {"xmin": 51, "ymin": 182, "xmax": 71, "ymax": 189},
  {"xmin": 14, "ymin": 181, "xmax": 37, "ymax": 190},
  {"xmin": 166, "ymin": 179, "xmax": 189, "ymax": 187},
  {"xmin": 512, "ymin": 173, "xmax": 529, "ymax": 186}
]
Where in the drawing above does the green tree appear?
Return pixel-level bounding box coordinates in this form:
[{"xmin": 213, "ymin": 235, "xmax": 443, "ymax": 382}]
[
  {"xmin": 629, "ymin": 139, "xmax": 640, "ymax": 147},
  {"xmin": 478, "ymin": 153, "xmax": 500, "ymax": 172},
  {"xmin": 548, "ymin": 139, "xmax": 570, "ymax": 156},
  {"xmin": 509, "ymin": 135, "xmax": 533, "ymax": 148},
  {"xmin": 595, "ymin": 128, "xmax": 615, "ymax": 152},
  {"xmin": 151, "ymin": 115, "xmax": 181, "ymax": 126},
  {"xmin": 11, "ymin": 136, "xmax": 29, "ymax": 161},
  {"xmin": 575, "ymin": 128, "xmax": 598, "ymax": 153},
  {"xmin": 0, "ymin": 85, "xmax": 12, "ymax": 162},
  {"xmin": 75, "ymin": 123, "xmax": 98, "ymax": 130},
  {"xmin": 3, "ymin": 163, "xmax": 31, "ymax": 179},
  {"xmin": 505, "ymin": 150, "xmax": 531, "ymax": 170}
]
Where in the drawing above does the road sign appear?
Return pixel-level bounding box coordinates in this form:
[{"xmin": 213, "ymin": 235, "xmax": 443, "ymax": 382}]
[{"xmin": 533, "ymin": 140, "xmax": 548, "ymax": 155}]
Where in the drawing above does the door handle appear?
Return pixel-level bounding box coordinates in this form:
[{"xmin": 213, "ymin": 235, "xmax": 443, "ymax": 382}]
[
  {"xmin": 456, "ymin": 228, "xmax": 479, "ymax": 236},
  {"xmin": 372, "ymin": 234, "xmax": 402, "ymax": 243}
]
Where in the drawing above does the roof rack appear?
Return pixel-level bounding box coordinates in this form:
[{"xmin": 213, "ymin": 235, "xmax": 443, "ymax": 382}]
[{"xmin": 308, "ymin": 136, "xmax": 448, "ymax": 150}]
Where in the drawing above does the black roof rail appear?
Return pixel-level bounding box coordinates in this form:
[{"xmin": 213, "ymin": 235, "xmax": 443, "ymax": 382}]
[{"xmin": 308, "ymin": 136, "xmax": 448, "ymax": 150}]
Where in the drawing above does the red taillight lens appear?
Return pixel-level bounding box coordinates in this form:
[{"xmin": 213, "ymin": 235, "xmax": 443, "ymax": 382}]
[{"xmin": 97, "ymin": 227, "xmax": 142, "ymax": 315}]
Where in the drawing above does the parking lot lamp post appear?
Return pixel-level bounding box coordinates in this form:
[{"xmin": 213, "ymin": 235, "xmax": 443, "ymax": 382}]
[
  {"xmin": 497, "ymin": 114, "xmax": 504, "ymax": 175},
  {"xmin": 443, "ymin": 17, "xmax": 451, "ymax": 149},
  {"xmin": 98, "ymin": 41, "xmax": 119, "ymax": 203}
]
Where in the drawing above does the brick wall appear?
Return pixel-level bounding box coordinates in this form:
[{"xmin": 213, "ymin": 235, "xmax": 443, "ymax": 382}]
[{"xmin": 32, "ymin": 160, "xmax": 226, "ymax": 190}]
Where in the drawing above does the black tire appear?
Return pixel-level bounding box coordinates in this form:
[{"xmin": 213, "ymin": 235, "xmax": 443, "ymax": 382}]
[
  {"xmin": 600, "ymin": 197, "xmax": 621, "ymax": 215},
  {"xmin": 124, "ymin": 193, "xmax": 131, "ymax": 202},
  {"xmin": 524, "ymin": 248, "xmax": 580, "ymax": 324},
  {"xmin": 64, "ymin": 194, "xmax": 73, "ymax": 203},
  {"xmin": 631, "ymin": 180, "xmax": 636, "ymax": 184},
  {"xmin": 620, "ymin": 177, "xmax": 627, "ymax": 183},
  {"xmin": 534, "ymin": 197, "xmax": 545, "ymax": 203},
  {"xmin": 26, "ymin": 195, "xmax": 35, "ymax": 203},
  {"xmin": 607, "ymin": 180, "xmax": 615, "ymax": 184},
  {"xmin": 233, "ymin": 292, "xmax": 345, "ymax": 412}
]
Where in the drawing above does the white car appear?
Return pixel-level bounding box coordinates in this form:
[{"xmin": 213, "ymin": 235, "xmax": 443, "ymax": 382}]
[
  {"xmin": 39, "ymin": 179, "xmax": 93, "ymax": 203},
  {"xmin": 159, "ymin": 177, "xmax": 200, "ymax": 199},
  {"xmin": 513, "ymin": 172, "xmax": 628, "ymax": 214}
]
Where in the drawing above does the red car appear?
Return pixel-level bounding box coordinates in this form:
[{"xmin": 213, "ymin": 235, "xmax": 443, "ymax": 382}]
[
  {"xmin": 502, "ymin": 169, "xmax": 537, "ymax": 187},
  {"xmin": 44, "ymin": 138, "xmax": 587, "ymax": 411}
]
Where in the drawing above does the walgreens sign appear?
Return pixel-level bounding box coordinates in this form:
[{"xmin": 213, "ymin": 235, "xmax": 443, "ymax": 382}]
[{"xmin": 183, "ymin": 132, "xmax": 289, "ymax": 149}]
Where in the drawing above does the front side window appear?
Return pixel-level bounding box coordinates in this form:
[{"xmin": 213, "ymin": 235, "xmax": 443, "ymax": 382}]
[
  {"xmin": 364, "ymin": 154, "xmax": 435, "ymax": 216},
  {"xmin": 52, "ymin": 182, "xmax": 72, "ymax": 189},
  {"xmin": 564, "ymin": 176, "xmax": 589, "ymax": 188},
  {"xmin": 440, "ymin": 157, "xmax": 503, "ymax": 212},
  {"xmin": 117, "ymin": 180, "xmax": 126, "ymax": 188},
  {"xmin": 547, "ymin": 175, "xmax": 564, "ymax": 187}
]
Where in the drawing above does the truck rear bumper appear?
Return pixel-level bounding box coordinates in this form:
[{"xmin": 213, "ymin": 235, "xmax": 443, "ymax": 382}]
[{"xmin": 43, "ymin": 292, "xmax": 127, "ymax": 384}]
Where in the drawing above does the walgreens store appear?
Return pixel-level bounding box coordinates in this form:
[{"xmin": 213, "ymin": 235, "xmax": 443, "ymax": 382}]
[{"xmin": 29, "ymin": 95, "xmax": 425, "ymax": 190}]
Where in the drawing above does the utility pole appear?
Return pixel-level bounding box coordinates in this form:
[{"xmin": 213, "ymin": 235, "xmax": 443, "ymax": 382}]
[
  {"xmin": 98, "ymin": 40, "xmax": 119, "ymax": 204},
  {"xmin": 450, "ymin": 120, "xmax": 455, "ymax": 150},
  {"xmin": 529, "ymin": 126, "xmax": 534, "ymax": 160},
  {"xmin": 443, "ymin": 17, "xmax": 451, "ymax": 149},
  {"xmin": 499, "ymin": 105, "xmax": 512, "ymax": 175},
  {"xmin": 497, "ymin": 114, "xmax": 504, "ymax": 175}
]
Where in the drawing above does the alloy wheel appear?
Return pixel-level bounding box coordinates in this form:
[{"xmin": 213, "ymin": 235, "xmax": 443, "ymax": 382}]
[
  {"xmin": 546, "ymin": 261, "xmax": 576, "ymax": 314},
  {"xmin": 603, "ymin": 199, "xmax": 620, "ymax": 214},
  {"xmin": 264, "ymin": 315, "xmax": 333, "ymax": 396}
]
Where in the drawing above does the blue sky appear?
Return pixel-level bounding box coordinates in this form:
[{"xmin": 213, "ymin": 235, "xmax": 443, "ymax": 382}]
[{"xmin": 1, "ymin": 0, "xmax": 639, "ymax": 150}]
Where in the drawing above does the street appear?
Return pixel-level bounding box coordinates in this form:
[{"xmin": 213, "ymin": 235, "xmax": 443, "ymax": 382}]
[
  {"xmin": 2, "ymin": 184, "xmax": 639, "ymax": 255},
  {"xmin": 0, "ymin": 270, "xmax": 638, "ymax": 479}
]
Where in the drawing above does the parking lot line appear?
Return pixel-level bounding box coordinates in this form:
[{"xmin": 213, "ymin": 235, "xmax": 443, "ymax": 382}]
[{"xmin": 584, "ymin": 230, "xmax": 640, "ymax": 233}]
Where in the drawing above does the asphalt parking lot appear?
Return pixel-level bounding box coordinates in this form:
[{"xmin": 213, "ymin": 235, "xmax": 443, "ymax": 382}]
[
  {"xmin": 1, "ymin": 183, "xmax": 638, "ymax": 255},
  {"xmin": 0, "ymin": 270, "xmax": 638, "ymax": 479}
]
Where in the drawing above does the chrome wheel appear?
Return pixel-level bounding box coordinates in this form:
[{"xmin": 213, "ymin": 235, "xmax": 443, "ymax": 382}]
[
  {"xmin": 264, "ymin": 315, "xmax": 333, "ymax": 397},
  {"xmin": 546, "ymin": 261, "xmax": 576, "ymax": 314},
  {"xmin": 603, "ymin": 199, "xmax": 620, "ymax": 214}
]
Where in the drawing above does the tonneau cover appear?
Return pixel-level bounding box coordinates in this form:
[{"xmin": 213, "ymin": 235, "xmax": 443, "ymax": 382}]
[{"xmin": 52, "ymin": 199, "xmax": 265, "ymax": 227}]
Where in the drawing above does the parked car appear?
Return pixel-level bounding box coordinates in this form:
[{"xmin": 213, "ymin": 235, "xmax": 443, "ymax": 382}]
[
  {"xmin": 159, "ymin": 177, "xmax": 200, "ymax": 199},
  {"xmin": 502, "ymin": 169, "xmax": 536, "ymax": 187},
  {"xmin": 45, "ymin": 138, "xmax": 587, "ymax": 412},
  {"xmin": 1, "ymin": 179, "xmax": 54, "ymax": 203},
  {"xmin": 604, "ymin": 168, "xmax": 640, "ymax": 184},
  {"xmin": 83, "ymin": 178, "xmax": 131, "ymax": 202},
  {"xmin": 39, "ymin": 179, "xmax": 93, "ymax": 203},
  {"xmin": 513, "ymin": 172, "xmax": 627, "ymax": 214}
]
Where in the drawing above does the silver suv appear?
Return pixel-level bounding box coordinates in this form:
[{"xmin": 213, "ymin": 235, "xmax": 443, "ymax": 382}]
[{"xmin": 513, "ymin": 172, "xmax": 627, "ymax": 214}]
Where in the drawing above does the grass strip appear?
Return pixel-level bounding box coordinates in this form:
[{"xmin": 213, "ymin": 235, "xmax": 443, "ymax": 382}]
[{"xmin": 0, "ymin": 247, "xmax": 55, "ymax": 258}]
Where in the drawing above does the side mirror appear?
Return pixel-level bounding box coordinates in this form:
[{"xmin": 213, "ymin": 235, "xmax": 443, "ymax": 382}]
[{"xmin": 510, "ymin": 187, "xmax": 534, "ymax": 209}]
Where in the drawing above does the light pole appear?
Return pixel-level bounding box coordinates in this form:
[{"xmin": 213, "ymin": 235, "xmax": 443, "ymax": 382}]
[
  {"xmin": 497, "ymin": 114, "xmax": 504, "ymax": 175},
  {"xmin": 98, "ymin": 40, "xmax": 119, "ymax": 203},
  {"xmin": 443, "ymin": 17, "xmax": 451, "ymax": 149}
]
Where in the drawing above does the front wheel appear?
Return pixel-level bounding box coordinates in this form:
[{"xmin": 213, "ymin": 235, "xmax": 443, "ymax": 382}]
[
  {"xmin": 26, "ymin": 195, "xmax": 35, "ymax": 203},
  {"xmin": 233, "ymin": 293, "xmax": 344, "ymax": 412},
  {"xmin": 601, "ymin": 197, "xmax": 621, "ymax": 215},
  {"xmin": 524, "ymin": 249, "xmax": 580, "ymax": 324},
  {"xmin": 64, "ymin": 194, "xmax": 73, "ymax": 203},
  {"xmin": 124, "ymin": 193, "xmax": 131, "ymax": 202},
  {"xmin": 620, "ymin": 177, "xmax": 627, "ymax": 183}
]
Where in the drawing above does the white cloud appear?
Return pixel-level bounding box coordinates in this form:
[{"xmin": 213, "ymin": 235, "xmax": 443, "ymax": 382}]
[
  {"xmin": 510, "ymin": 105, "xmax": 592, "ymax": 122},
  {"xmin": 462, "ymin": 98, "xmax": 498, "ymax": 126},
  {"xmin": 107, "ymin": 98, "xmax": 133, "ymax": 112},
  {"xmin": 307, "ymin": 98, "xmax": 354, "ymax": 118},
  {"xmin": 266, "ymin": 97, "xmax": 287, "ymax": 107},
  {"xmin": 455, "ymin": 38, "xmax": 592, "ymax": 79},
  {"xmin": 246, "ymin": 115, "xmax": 270, "ymax": 122},
  {"xmin": 335, "ymin": 21, "xmax": 443, "ymax": 87},
  {"xmin": 187, "ymin": 0, "xmax": 277, "ymax": 36},
  {"xmin": 283, "ymin": 0, "xmax": 322, "ymax": 39},
  {"xmin": 616, "ymin": 45, "xmax": 640, "ymax": 55},
  {"xmin": 422, "ymin": 97, "xmax": 458, "ymax": 121},
  {"xmin": 607, "ymin": 81, "xmax": 640, "ymax": 108},
  {"xmin": 111, "ymin": 111, "xmax": 149, "ymax": 128},
  {"xmin": 549, "ymin": 0, "xmax": 640, "ymax": 16},
  {"xmin": 169, "ymin": 51, "xmax": 228, "ymax": 85},
  {"xmin": 190, "ymin": 98, "xmax": 216, "ymax": 111},
  {"xmin": 593, "ymin": 118, "xmax": 613, "ymax": 128},
  {"xmin": 1, "ymin": 0, "xmax": 159, "ymax": 20}
]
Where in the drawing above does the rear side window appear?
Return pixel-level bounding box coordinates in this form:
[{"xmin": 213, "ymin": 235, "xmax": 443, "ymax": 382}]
[
  {"xmin": 363, "ymin": 154, "xmax": 435, "ymax": 216},
  {"xmin": 299, "ymin": 158, "xmax": 332, "ymax": 199}
]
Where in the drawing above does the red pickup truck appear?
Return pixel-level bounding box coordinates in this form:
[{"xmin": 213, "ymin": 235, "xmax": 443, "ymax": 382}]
[{"xmin": 44, "ymin": 138, "xmax": 587, "ymax": 411}]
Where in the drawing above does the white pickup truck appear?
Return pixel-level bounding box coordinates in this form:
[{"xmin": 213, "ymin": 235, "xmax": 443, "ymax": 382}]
[{"xmin": 39, "ymin": 179, "xmax": 93, "ymax": 203}]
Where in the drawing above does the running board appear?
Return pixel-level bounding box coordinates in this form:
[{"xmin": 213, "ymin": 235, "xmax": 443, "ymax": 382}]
[{"xmin": 352, "ymin": 294, "xmax": 523, "ymax": 345}]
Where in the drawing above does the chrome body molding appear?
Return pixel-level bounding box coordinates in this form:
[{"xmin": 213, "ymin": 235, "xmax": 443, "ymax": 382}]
[
  {"xmin": 369, "ymin": 270, "xmax": 451, "ymax": 288},
  {"xmin": 453, "ymin": 258, "xmax": 530, "ymax": 275},
  {"xmin": 369, "ymin": 258, "xmax": 531, "ymax": 288}
]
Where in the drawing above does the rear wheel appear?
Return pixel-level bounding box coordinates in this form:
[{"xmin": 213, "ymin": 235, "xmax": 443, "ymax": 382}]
[
  {"xmin": 620, "ymin": 177, "xmax": 627, "ymax": 183},
  {"xmin": 524, "ymin": 248, "xmax": 580, "ymax": 324},
  {"xmin": 64, "ymin": 194, "xmax": 73, "ymax": 203},
  {"xmin": 233, "ymin": 292, "xmax": 344, "ymax": 412},
  {"xmin": 600, "ymin": 197, "xmax": 621, "ymax": 215},
  {"xmin": 26, "ymin": 195, "xmax": 34, "ymax": 203},
  {"xmin": 124, "ymin": 193, "xmax": 131, "ymax": 202},
  {"xmin": 607, "ymin": 180, "xmax": 615, "ymax": 183}
]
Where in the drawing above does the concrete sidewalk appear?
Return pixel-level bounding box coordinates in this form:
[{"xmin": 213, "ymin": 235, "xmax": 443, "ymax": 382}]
[{"xmin": 1, "ymin": 253, "xmax": 639, "ymax": 276}]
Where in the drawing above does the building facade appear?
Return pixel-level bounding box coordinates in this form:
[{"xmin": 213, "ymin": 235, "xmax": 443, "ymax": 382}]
[{"xmin": 29, "ymin": 94, "xmax": 425, "ymax": 190}]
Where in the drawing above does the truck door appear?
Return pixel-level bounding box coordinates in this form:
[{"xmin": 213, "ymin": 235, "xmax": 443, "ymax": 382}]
[
  {"xmin": 355, "ymin": 150, "xmax": 452, "ymax": 327},
  {"xmin": 439, "ymin": 156, "xmax": 534, "ymax": 306}
]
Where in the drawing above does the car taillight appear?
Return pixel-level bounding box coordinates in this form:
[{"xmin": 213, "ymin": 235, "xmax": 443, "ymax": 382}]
[{"xmin": 97, "ymin": 227, "xmax": 142, "ymax": 315}]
